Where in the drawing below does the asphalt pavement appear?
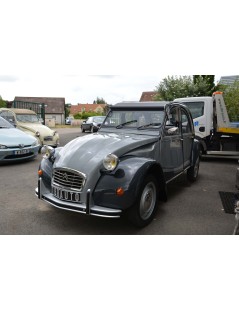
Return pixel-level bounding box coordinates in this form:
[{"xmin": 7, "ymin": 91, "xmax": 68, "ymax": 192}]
[{"xmin": 0, "ymin": 127, "xmax": 238, "ymax": 235}]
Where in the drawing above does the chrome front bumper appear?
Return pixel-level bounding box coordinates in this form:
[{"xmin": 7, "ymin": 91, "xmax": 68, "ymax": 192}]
[{"xmin": 35, "ymin": 178, "xmax": 122, "ymax": 219}]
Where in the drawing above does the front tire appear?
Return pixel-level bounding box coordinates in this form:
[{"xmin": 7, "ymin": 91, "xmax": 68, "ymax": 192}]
[{"xmin": 127, "ymin": 175, "xmax": 159, "ymax": 227}]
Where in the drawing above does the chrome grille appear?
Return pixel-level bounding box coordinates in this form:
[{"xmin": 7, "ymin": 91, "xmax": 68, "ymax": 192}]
[{"xmin": 52, "ymin": 168, "xmax": 86, "ymax": 191}]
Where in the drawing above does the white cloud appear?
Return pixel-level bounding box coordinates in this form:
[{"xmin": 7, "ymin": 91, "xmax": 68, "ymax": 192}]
[{"xmin": 0, "ymin": 74, "xmax": 163, "ymax": 104}]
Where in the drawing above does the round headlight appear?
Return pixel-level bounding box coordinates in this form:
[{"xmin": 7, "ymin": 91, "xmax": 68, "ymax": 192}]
[
  {"xmin": 35, "ymin": 131, "xmax": 40, "ymax": 137},
  {"xmin": 103, "ymin": 154, "xmax": 119, "ymax": 171},
  {"xmin": 41, "ymin": 145, "xmax": 54, "ymax": 159}
]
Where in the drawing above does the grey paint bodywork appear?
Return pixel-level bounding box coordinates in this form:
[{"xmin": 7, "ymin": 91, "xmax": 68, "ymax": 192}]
[{"xmin": 36, "ymin": 101, "xmax": 200, "ymax": 218}]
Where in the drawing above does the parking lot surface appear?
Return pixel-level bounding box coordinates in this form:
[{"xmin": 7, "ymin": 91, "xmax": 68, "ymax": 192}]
[{"xmin": 0, "ymin": 127, "xmax": 238, "ymax": 234}]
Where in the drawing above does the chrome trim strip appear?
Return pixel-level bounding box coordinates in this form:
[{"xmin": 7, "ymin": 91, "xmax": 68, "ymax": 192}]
[{"xmin": 166, "ymin": 168, "xmax": 189, "ymax": 184}]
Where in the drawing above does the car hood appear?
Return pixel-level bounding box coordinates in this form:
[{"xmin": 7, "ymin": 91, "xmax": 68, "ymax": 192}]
[
  {"xmin": 54, "ymin": 132, "xmax": 158, "ymax": 173},
  {"xmin": 18, "ymin": 122, "xmax": 55, "ymax": 134},
  {"xmin": 0, "ymin": 128, "xmax": 37, "ymax": 146}
]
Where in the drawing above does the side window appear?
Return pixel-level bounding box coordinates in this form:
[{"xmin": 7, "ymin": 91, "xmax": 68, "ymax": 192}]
[
  {"xmin": 181, "ymin": 109, "xmax": 192, "ymax": 134},
  {"xmin": 164, "ymin": 107, "xmax": 180, "ymax": 136}
]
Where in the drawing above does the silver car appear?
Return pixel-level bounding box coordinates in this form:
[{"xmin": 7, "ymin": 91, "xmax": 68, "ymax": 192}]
[{"xmin": 0, "ymin": 116, "xmax": 40, "ymax": 163}]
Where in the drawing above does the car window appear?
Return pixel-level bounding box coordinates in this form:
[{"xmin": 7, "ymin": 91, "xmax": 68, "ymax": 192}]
[
  {"xmin": 0, "ymin": 111, "xmax": 16, "ymax": 124},
  {"xmin": 182, "ymin": 101, "xmax": 204, "ymax": 119},
  {"xmin": 93, "ymin": 116, "xmax": 105, "ymax": 123},
  {"xmin": 102, "ymin": 110, "xmax": 164, "ymax": 129},
  {"xmin": 16, "ymin": 114, "xmax": 40, "ymax": 123},
  {"xmin": 0, "ymin": 116, "xmax": 14, "ymax": 128},
  {"xmin": 181, "ymin": 109, "xmax": 192, "ymax": 134},
  {"xmin": 164, "ymin": 107, "xmax": 180, "ymax": 136}
]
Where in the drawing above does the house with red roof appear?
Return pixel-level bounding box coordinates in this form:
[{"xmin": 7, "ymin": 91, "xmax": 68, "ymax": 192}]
[{"xmin": 70, "ymin": 103, "xmax": 106, "ymax": 115}]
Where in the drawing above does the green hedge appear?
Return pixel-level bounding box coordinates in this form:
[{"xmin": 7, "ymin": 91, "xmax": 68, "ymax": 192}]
[{"xmin": 74, "ymin": 112, "xmax": 105, "ymax": 120}]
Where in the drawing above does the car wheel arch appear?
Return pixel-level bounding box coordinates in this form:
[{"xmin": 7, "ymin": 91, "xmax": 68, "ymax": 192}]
[{"xmin": 131, "ymin": 162, "xmax": 167, "ymax": 203}]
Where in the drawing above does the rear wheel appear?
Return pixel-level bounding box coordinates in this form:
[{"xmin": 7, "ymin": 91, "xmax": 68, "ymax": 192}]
[{"xmin": 127, "ymin": 175, "xmax": 159, "ymax": 227}]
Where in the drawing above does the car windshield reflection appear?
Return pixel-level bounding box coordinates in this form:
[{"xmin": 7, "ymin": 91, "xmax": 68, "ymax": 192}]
[
  {"xmin": 16, "ymin": 114, "xmax": 40, "ymax": 123},
  {"xmin": 102, "ymin": 110, "xmax": 164, "ymax": 130}
]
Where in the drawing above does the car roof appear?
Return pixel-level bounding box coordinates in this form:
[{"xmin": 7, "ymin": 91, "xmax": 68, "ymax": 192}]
[
  {"xmin": 0, "ymin": 108, "xmax": 37, "ymax": 115},
  {"xmin": 112, "ymin": 101, "xmax": 169, "ymax": 109}
]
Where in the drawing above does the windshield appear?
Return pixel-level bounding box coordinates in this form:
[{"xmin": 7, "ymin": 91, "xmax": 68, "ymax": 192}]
[
  {"xmin": 93, "ymin": 116, "xmax": 105, "ymax": 123},
  {"xmin": 101, "ymin": 109, "xmax": 164, "ymax": 130},
  {"xmin": 16, "ymin": 114, "xmax": 40, "ymax": 123},
  {"xmin": 0, "ymin": 116, "xmax": 14, "ymax": 128}
]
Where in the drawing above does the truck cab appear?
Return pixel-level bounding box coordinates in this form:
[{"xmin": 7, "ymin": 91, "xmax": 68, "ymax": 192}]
[{"xmin": 175, "ymin": 93, "xmax": 239, "ymax": 158}]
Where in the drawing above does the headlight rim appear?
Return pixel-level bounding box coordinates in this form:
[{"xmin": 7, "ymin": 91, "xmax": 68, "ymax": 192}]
[{"xmin": 103, "ymin": 153, "xmax": 119, "ymax": 171}]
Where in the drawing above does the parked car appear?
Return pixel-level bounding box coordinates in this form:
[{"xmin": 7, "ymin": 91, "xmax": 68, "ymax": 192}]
[
  {"xmin": 0, "ymin": 116, "xmax": 40, "ymax": 163},
  {"xmin": 81, "ymin": 116, "xmax": 106, "ymax": 133},
  {"xmin": 0, "ymin": 108, "xmax": 59, "ymax": 148},
  {"xmin": 65, "ymin": 116, "xmax": 74, "ymax": 125},
  {"xmin": 35, "ymin": 101, "xmax": 200, "ymax": 227}
]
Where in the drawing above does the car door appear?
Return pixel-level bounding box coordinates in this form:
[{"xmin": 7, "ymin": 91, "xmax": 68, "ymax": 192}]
[
  {"xmin": 180, "ymin": 107, "xmax": 194, "ymax": 168},
  {"xmin": 160, "ymin": 106, "xmax": 184, "ymax": 181}
]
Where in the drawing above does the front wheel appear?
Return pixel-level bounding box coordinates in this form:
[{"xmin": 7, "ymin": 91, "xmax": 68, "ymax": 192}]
[
  {"xmin": 127, "ymin": 175, "xmax": 159, "ymax": 227},
  {"xmin": 187, "ymin": 156, "xmax": 200, "ymax": 182}
]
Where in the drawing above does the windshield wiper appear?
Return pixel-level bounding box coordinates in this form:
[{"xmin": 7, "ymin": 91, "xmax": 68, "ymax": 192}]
[
  {"xmin": 116, "ymin": 120, "xmax": 137, "ymax": 129},
  {"xmin": 137, "ymin": 123, "xmax": 161, "ymax": 130}
]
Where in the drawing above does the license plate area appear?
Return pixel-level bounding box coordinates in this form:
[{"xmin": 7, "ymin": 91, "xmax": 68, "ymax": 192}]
[
  {"xmin": 14, "ymin": 149, "xmax": 30, "ymax": 155},
  {"xmin": 52, "ymin": 185, "xmax": 81, "ymax": 202}
]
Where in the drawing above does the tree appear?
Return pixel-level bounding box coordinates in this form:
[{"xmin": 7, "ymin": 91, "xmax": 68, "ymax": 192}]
[
  {"xmin": 218, "ymin": 81, "xmax": 239, "ymax": 121},
  {"xmin": 155, "ymin": 76, "xmax": 195, "ymax": 101},
  {"xmin": 94, "ymin": 97, "xmax": 107, "ymax": 104},
  {"xmin": 193, "ymin": 75, "xmax": 215, "ymax": 96},
  {"xmin": 0, "ymin": 96, "xmax": 6, "ymax": 108},
  {"xmin": 155, "ymin": 75, "xmax": 216, "ymax": 101}
]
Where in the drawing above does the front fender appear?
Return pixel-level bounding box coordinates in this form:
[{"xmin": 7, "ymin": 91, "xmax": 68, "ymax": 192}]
[{"xmin": 93, "ymin": 157, "xmax": 156, "ymax": 210}]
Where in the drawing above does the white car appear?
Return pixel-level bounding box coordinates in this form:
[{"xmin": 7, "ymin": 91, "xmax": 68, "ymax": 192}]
[
  {"xmin": 65, "ymin": 116, "xmax": 74, "ymax": 125},
  {"xmin": 0, "ymin": 108, "xmax": 59, "ymax": 148}
]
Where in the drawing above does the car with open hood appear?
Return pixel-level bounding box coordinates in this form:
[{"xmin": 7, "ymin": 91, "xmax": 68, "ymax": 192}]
[
  {"xmin": 35, "ymin": 101, "xmax": 200, "ymax": 227},
  {"xmin": 0, "ymin": 116, "xmax": 40, "ymax": 163},
  {"xmin": 0, "ymin": 108, "xmax": 59, "ymax": 148}
]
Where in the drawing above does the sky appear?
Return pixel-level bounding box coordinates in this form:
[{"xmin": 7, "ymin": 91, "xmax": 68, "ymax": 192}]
[
  {"xmin": 1, "ymin": 0, "xmax": 238, "ymax": 107},
  {"xmin": 0, "ymin": 74, "xmax": 165, "ymax": 104},
  {"xmin": 0, "ymin": 74, "xmax": 222, "ymax": 105}
]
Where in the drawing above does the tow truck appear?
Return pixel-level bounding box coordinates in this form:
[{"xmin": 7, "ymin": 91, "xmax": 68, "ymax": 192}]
[{"xmin": 175, "ymin": 92, "xmax": 239, "ymax": 159}]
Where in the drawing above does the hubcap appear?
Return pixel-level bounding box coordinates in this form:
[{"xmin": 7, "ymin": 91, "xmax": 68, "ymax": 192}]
[{"xmin": 139, "ymin": 182, "xmax": 156, "ymax": 220}]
